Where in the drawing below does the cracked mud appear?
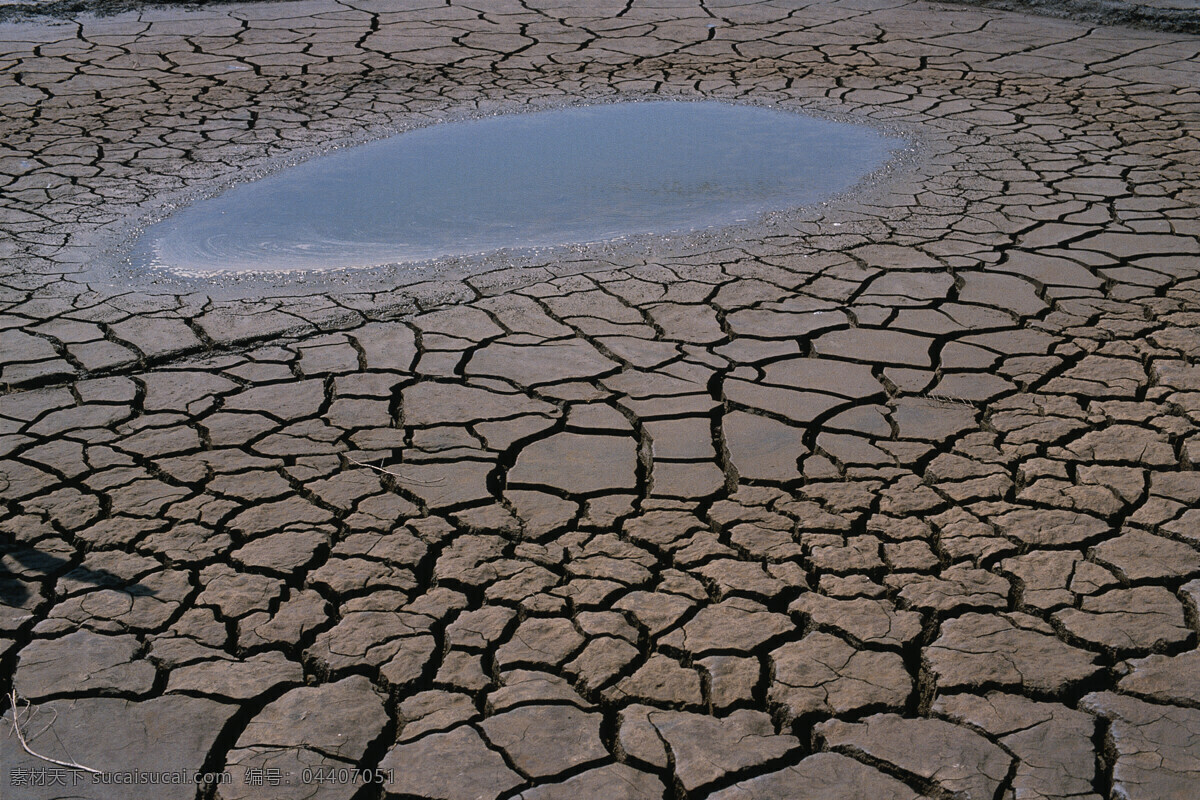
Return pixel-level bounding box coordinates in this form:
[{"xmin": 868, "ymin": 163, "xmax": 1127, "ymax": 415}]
[{"xmin": 1, "ymin": 1, "xmax": 1199, "ymax": 799}]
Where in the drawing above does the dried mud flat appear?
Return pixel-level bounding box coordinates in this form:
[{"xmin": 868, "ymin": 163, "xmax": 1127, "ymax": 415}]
[{"xmin": 1, "ymin": 1, "xmax": 1199, "ymax": 799}]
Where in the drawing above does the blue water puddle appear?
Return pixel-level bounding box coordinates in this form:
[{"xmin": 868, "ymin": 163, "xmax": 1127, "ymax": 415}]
[{"xmin": 129, "ymin": 101, "xmax": 903, "ymax": 274}]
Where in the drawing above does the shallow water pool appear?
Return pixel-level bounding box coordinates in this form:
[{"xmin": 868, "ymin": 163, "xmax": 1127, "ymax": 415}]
[{"xmin": 129, "ymin": 101, "xmax": 901, "ymax": 274}]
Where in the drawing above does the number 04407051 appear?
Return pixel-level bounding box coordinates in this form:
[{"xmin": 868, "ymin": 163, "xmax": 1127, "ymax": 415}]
[{"xmin": 301, "ymin": 768, "xmax": 395, "ymax": 785}]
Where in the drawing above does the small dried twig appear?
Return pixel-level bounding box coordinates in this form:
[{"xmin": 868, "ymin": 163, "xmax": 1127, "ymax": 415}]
[
  {"xmin": 924, "ymin": 392, "xmax": 976, "ymax": 407},
  {"xmin": 347, "ymin": 456, "xmax": 445, "ymax": 486},
  {"xmin": 5, "ymin": 690, "xmax": 103, "ymax": 775}
]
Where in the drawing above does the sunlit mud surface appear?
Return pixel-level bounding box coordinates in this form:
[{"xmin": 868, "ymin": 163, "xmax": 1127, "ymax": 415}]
[{"xmin": 1, "ymin": 1, "xmax": 1199, "ymax": 799}]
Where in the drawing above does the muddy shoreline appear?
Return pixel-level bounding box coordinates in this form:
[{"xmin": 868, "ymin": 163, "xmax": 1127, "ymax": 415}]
[
  {"xmin": 933, "ymin": 0, "xmax": 1199, "ymax": 35},
  {"xmin": 3, "ymin": 0, "xmax": 1198, "ymax": 34}
]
